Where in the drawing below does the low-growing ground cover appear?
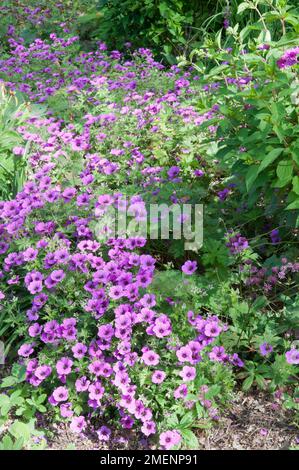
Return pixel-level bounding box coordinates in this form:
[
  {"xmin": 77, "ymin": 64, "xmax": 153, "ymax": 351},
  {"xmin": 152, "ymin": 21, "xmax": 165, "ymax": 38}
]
[{"xmin": 0, "ymin": 0, "xmax": 298, "ymax": 451}]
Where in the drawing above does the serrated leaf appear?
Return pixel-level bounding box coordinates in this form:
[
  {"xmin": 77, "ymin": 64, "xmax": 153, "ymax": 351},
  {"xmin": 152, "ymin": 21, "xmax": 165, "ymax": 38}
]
[
  {"xmin": 180, "ymin": 429, "xmax": 199, "ymax": 449},
  {"xmin": 0, "ymin": 435, "xmax": 13, "ymax": 450},
  {"xmin": 9, "ymin": 421, "xmax": 31, "ymax": 442},
  {"xmin": 0, "ymin": 376, "xmax": 17, "ymax": 388},
  {"xmin": 255, "ymin": 374, "xmax": 266, "ymax": 389},
  {"xmin": 242, "ymin": 375, "xmax": 254, "ymax": 391},
  {"xmin": 179, "ymin": 412, "xmax": 195, "ymax": 429}
]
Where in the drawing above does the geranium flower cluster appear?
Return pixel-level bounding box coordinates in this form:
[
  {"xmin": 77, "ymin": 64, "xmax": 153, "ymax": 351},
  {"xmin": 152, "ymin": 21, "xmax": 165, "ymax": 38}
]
[
  {"xmin": 0, "ymin": 132, "xmax": 240, "ymax": 450},
  {"xmin": 226, "ymin": 231, "xmax": 249, "ymax": 255},
  {"xmin": 3, "ymin": 219, "xmax": 237, "ymax": 448},
  {"xmin": 277, "ymin": 47, "xmax": 299, "ymax": 69},
  {"xmin": 242, "ymin": 258, "xmax": 299, "ymax": 293},
  {"xmin": 0, "ymin": 2, "xmax": 73, "ymax": 37},
  {"xmin": 0, "ymin": 145, "xmax": 241, "ymax": 448}
]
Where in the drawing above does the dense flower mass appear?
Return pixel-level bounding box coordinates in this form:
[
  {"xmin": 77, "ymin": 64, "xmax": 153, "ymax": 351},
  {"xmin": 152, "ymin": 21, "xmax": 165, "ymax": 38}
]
[
  {"xmin": 0, "ymin": 34, "xmax": 246, "ymax": 448},
  {"xmin": 277, "ymin": 47, "xmax": 299, "ymax": 69}
]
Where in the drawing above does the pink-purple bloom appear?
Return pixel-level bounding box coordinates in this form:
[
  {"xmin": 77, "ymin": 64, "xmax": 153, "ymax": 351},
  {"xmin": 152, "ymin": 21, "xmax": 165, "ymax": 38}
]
[
  {"xmin": 259, "ymin": 342, "xmax": 273, "ymax": 357},
  {"xmin": 96, "ymin": 425, "xmax": 111, "ymax": 441},
  {"xmin": 181, "ymin": 260, "xmax": 197, "ymax": 275},
  {"xmin": 159, "ymin": 430, "xmax": 181, "ymax": 450},
  {"xmin": 277, "ymin": 47, "xmax": 299, "ymax": 69},
  {"xmin": 286, "ymin": 348, "xmax": 299, "ymax": 365},
  {"xmin": 53, "ymin": 386, "xmax": 69, "ymax": 402},
  {"xmin": 151, "ymin": 370, "xmax": 166, "ymax": 384},
  {"xmin": 70, "ymin": 416, "xmax": 86, "ymax": 433}
]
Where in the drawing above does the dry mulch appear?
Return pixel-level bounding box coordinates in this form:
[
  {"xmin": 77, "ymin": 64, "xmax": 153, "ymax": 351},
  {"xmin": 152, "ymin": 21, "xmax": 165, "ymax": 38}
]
[
  {"xmin": 47, "ymin": 423, "xmax": 142, "ymax": 451},
  {"xmin": 47, "ymin": 391, "xmax": 298, "ymax": 450},
  {"xmin": 197, "ymin": 391, "xmax": 298, "ymax": 450}
]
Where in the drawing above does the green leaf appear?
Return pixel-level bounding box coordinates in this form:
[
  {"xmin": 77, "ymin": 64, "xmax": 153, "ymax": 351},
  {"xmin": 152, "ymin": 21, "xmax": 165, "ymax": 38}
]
[
  {"xmin": 255, "ymin": 374, "xmax": 266, "ymax": 389},
  {"xmin": 252, "ymin": 296, "xmax": 268, "ymax": 309},
  {"xmin": 36, "ymin": 405, "xmax": 47, "ymax": 413},
  {"xmin": 276, "ymin": 160, "xmax": 293, "ymax": 182},
  {"xmin": 205, "ymin": 64, "xmax": 229, "ymax": 79},
  {"xmin": 180, "ymin": 429, "xmax": 199, "ymax": 449},
  {"xmin": 166, "ymin": 414, "xmax": 179, "ymax": 428},
  {"xmin": 0, "ymin": 435, "xmax": 13, "ymax": 450},
  {"xmin": 291, "ymin": 149, "xmax": 299, "ymax": 166},
  {"xmin": 292, "ymin": 176, "xmax": 299, "ymax": 195},
  {"xmin": 270, "ymin": 102, "xmax": 284, "ymax": 123},
  {"xmin": 245, "ymin": 165, "xmax": 259, "ymax": 191},
  {"xmin": 11, "ymin": 364, "xmax": 26, "ymax": 382},
  {"xmin": 12, "ymin": 437, "xmax": 24, "ymax": 450},
  {"xmin": 206, "ymin": 384, "xmax": 221, "ymax": 399},
  {"xmin": 286, "ymin": 198, "xmax": 299, "ymax": 210},
  {"xmin": 0, "ymin": 130, "xmax": 22, "ymax": 149},
  {"xmin": 36, "ymin": 394, "xmax": 47, "ymax": 404},
  {"xmin": 242, "ymin": 376, "xmax": 254, "ymax": 391},
  {"xmin": 9, "ymin": 421, "xmax": 31, "ymax": 442},
  {"xmin": 179, "ymin": 412, "xmax": 195, "ymax": 429},
  {"xmin": 237, "ymin": 2, "xmax": 251, "ymax": 14},
  {"xmin": 15, "ymin": 407, "xmax": 26, "ymax": 416},
  {"xmin": 0, "ymin": 394, "xmax": 11, "ymax": 415},
  {"xmin": 257, "ymin": 148, "xmax": 284, "ymax": 174},
  {"xmin": 0, "ymin": 376, "xmax": 17, "ymax": 388}
]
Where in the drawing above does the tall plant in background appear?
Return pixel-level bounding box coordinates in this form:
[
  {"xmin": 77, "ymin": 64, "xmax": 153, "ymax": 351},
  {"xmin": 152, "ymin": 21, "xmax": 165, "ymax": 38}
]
[
  {"xmin": 1, "ymin": 1, "xmax": 298, "ymax": 59},
  {"xmin": 75, "ymin": 0, "xmax": 299, "ymax": 60},
  {"xmin": 181, "ymin": 0, "xmax": 299, "ymax": 231},
  {"xmin": 76, "ymin": 0, "xmax": 221, "ymax": 61},
  {"xmin": 0, "ymin": 85, "xmax": 43, "ymax": 199}
]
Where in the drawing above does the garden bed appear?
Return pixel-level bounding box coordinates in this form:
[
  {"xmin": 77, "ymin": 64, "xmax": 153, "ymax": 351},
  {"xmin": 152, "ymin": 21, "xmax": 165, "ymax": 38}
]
[
  {"xmin": 0, "ymin": 0, "xmax": 298, "ymax": 452},
  {"xmin": 44, "ymin": 391, "xmax": 297, "ymax": 450}
]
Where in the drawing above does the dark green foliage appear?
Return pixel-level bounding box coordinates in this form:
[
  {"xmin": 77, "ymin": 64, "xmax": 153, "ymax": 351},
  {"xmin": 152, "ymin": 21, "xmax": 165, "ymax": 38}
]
[
  {"xmin": 74, "ymin": 0, "xmax": 225, "ymax": 61},
  {"xmin": 75, "ymin": 0, "xmax": 299, "ymax": 61}
]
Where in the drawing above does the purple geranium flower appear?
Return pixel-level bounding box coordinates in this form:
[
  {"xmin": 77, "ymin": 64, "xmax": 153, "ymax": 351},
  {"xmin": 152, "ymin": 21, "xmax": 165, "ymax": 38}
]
[
  {"xmin": 56, "ymin": 357, "xmax": 73, "ymax": 375},
  {"xmin": 151, "ymin": 370, "xmax": 166, "ymax": 384},
  {"xmin": 181, "ymin": 260, "xmax": 197, "ymax": 275},
  {"xmin": 96, "ymin": 425, "xmax": 111, "ymax": 441},
  {"xmin": 142, "ymin": 350, "xmax": 160, "ymax": 366},
  {"xmin": 179, "ymin": 366, "xmax": 196, "ymax": 382},
  {"xmin": 159, "ymin": 430, "xmax": 181, "ymax": 450},
  {"xmin": 259, "ymin": 342, "xmax": 273, "ymax": 357},
  {"xmin": 277, "ymin": 47, "xmax": 299, "ymax": 69},
  {"xmin": 70, "ymin": 416, "xmax": 86, "ymax": 433},
  {"xmin": 286, "ymin": 348, "xmax": 299, "ymax": 365},
  {"xmin": 53, "ymin": 386, "xmax": 69, "ymax": 402},
  {"xmin": 35, "ymin": 365, "xmax": 52, "ymax": 380},
  {"xmin": 18, "ymin": 343, "xmax": 34, "ymax": 357}
]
